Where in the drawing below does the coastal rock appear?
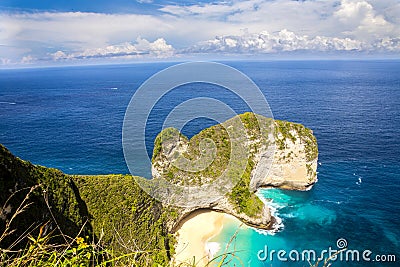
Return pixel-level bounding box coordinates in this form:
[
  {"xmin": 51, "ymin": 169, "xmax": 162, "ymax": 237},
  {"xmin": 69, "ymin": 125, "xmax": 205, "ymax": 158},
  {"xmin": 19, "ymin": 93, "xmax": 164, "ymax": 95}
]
[
  {"xmin": 152, "ymin": 113, "xmax": 318, "ymax": 231},
  {"xmin": 170, "ymin": 196, "xmax": 272, "ymax": 233},
  {"xmin": 251, "ymin": 120, "xmax": 318, "ymax": 191}
]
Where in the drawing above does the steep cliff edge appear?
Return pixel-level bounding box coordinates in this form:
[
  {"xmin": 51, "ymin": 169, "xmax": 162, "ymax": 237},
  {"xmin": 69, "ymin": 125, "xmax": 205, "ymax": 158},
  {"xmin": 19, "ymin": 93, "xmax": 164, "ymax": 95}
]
[
  {"xmin": 0, "ymin": 146, "xmax": 175, "ymax": 265},
  {"xmin": 0, "ymin": 144, "xmax": 92, "ymax": 249},
  {"xmin": 258, "ymin": 119, "xmax": 318, "ymax": 190},
  {"xmin": 152, "ymin": 112, "xmax": 318, "ymax": 231}
]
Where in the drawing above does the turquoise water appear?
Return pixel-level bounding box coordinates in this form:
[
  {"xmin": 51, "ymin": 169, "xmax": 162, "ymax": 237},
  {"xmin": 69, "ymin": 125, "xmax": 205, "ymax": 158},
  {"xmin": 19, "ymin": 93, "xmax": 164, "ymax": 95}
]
[
  {"xmin": 212, "ymin": 172, "xmax": 399, "ymax": 267},
  {"xmin": 211, "ymin": 188, "xmax": 339, "ymax": 266},
  {"xmin": 1, "ymin": 60, "xmax": 399, "ymax": 266}
]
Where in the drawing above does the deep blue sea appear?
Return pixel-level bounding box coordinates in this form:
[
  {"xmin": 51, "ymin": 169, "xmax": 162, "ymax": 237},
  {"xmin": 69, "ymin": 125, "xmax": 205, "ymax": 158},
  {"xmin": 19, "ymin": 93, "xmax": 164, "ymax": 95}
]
[{"xmin": 1, "ymin": 60, "xmax": 399, "ymax": 266}]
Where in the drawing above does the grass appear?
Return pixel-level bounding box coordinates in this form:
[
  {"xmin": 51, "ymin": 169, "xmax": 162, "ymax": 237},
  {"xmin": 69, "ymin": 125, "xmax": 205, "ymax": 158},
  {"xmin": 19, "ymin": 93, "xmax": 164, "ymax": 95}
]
[
  {"xmin": 0, "ymin": 185, "xmax": 118, "ymax": 267},
  {"xmin": 0, "ymin": 185, "xmax": 240, "ymax": 267},
  {"xmin": 0, "ymin": 183, "xmax": 173, "ymax": 267}
]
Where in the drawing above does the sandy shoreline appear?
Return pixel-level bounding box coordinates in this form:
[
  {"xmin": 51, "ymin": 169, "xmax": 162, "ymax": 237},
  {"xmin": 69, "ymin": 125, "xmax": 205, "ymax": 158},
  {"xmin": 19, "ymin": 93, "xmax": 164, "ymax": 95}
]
[{"xmin": 172, "ymin": 210, "xmax": 226, "ymax": 266}]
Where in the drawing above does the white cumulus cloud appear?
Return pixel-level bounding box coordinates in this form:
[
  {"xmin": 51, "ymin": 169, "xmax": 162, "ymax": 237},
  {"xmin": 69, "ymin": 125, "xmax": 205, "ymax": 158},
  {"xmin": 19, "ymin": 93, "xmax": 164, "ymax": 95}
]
[
  {"xmin": 1, "ymin": 58, "xmax": 11, "ymax": 65},
  {"xmin": 184, "ymin": 29, "xmax": 400, "ymax": 54},
  {"xmin": 50, "ymin": 37, "xmax": 174, "ymax": 61},
  {"xmin": 334, "ymin": 0, "xmax": 396, "ymax": 40},
  {"xmin": 21, "ymin": 55, "xmax": 34, "ymax": 64}
]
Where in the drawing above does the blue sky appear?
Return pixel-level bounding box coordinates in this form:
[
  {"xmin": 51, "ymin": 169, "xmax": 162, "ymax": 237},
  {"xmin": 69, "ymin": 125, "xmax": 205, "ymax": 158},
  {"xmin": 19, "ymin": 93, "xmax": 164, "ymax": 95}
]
[
  {"xmin": 1, "ymin": 0, "xmax": 399, "ymax": 67},
  {"xmin": 1, "ymin": 0, "xmax": 171, "ymax": 14}
]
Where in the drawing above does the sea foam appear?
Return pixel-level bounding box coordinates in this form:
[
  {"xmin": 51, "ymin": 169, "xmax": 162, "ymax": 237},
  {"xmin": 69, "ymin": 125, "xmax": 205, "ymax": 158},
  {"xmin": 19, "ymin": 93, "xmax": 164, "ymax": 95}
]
[{"xmin": 205, "ymin": 242, "xmax": 221, "ymax": 260}]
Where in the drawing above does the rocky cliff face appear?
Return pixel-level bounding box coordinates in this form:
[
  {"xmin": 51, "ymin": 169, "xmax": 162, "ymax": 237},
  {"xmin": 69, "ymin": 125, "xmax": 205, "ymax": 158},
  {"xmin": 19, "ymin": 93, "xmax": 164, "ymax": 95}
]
[
  {"xmin": 170, "ymin": 197, "xmax": 273, "ymax": 233},
  {"xmin": 251, "ymin": 119, "xmax": 318, "ymax": 191},
  {"xmin": 152, "ymin": 113, "xmax": 318, "ymax": 231}
]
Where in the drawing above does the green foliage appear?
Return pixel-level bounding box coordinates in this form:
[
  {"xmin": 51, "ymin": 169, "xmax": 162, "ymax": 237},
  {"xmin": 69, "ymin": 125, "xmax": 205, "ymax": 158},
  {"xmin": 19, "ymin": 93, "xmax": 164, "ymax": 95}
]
[
  {"xmin": 306, "ymin": 163, "xmax": 317, "ymax": 182},
  {"xmin": 1, "ymin": 226, "xmax": 150, "ymax": 267},
  {"xmin": 274, "ymin": 120, "xmax": 318, "ymax": 161},
  {"xmin": 152, "ymin": 113, "xmax": 318, "ymax": 219},
  {"xmin": 152, "ymin": 128, "xmax": 188, "ymax": 161},
  {"xmin": 229, "ymin": 159, "xmax": 263, "ymax": 217},
  {"xmin": 152, "ymin": 124, "xmax": 231, "ymax": 186},
  {"xmin": 73, "ymin": 174, "xmax": 177, "ymax": 266},
  {"xmin": 152, "ymin": 112, "xmax": 268, "ymax": 218},
  {"xmin": 225, "ymin": 113, "xmax": 270, "ymax": 217},
  {"xmin": 0, "ymin": 144, "xmax": 92, "ymax": 250},
  {"xmin": 0, "ymin": 145, "xmax": 177, "ymax": 266}
]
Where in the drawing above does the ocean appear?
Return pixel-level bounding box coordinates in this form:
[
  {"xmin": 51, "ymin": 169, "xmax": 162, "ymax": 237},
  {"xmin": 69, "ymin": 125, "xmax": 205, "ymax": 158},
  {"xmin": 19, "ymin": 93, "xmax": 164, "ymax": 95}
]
[{"xmin": 1, "ymin": 60, "xmax": 399, "ymax": 266}]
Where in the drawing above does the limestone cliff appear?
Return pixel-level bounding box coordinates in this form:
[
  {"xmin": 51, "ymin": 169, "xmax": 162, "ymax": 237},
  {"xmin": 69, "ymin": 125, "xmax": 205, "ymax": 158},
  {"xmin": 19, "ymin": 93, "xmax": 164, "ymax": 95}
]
[
  {"xmin": 151, "ymin": 112, "xmax": 318, "ymax": 231},
  {"xmin": 251, "ymin": 119, "xmax": 318, "ymax": 191}
]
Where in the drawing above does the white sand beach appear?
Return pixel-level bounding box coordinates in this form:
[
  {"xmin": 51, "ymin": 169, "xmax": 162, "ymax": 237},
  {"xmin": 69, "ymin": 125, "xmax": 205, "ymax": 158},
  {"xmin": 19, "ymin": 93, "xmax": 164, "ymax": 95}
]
[{"xmin": 172, "ymin": 210, "xmax": 226, "ymax": 266}]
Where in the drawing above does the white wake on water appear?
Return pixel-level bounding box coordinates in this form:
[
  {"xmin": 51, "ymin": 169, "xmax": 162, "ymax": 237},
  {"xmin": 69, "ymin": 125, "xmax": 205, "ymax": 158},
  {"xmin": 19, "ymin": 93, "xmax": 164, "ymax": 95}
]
[
  {"xmin": 256, "ymin": 192, "xmax": 285, "ymax": 236},
  {"xmin": 0, "ymin": 101, "xmax": 16, "ymax": 105},
  {"xmin": 353, "ymin": 173, "xmax": 362, "ymax": 185}
]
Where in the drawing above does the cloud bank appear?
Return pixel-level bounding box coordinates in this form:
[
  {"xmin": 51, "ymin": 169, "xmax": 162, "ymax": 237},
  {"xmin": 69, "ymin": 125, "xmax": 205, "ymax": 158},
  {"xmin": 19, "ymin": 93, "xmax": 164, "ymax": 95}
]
[
  {"xmin": 50, "ymin": 38, "xmax": 174, "ymax": 61},
  {"xmin": 185, "ymin": 29, "xmax": 400, "ymax": 54},
  {"xmin": 1, "ymin": 0, "xmax": 399, "ymax": 66}
]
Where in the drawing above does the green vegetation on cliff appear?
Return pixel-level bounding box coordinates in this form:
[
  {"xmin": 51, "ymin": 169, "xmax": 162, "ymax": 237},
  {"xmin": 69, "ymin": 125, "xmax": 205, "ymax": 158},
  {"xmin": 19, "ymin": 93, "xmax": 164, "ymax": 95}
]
[
  {"xmin": 152, "ymin": 124, "xmax": 231, "ymax": 186},
  {"xmin": 152, "ymin": 112, "xmax": 272, "ymax": 218},
  {"xmin": 73, "ymin": 174, "xmax": 177, "ymax": 265},
  {"xmin": 0, "ymin": 145, "xmax": 176, "ymax": 266},
  {"xmin": 151, "ymin": 112, "xmax": 318, "ymax": 218},
  {"xmin": 227, "ymin": 113, "xmax": 267, "ymax": 217},
  {"xmin": 0, "ymin": 144, "xmax": 92, "ymax": 250},
  {"xmin": 274, "ymin": 120, "xmax": 318, "ymax": 161}
]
